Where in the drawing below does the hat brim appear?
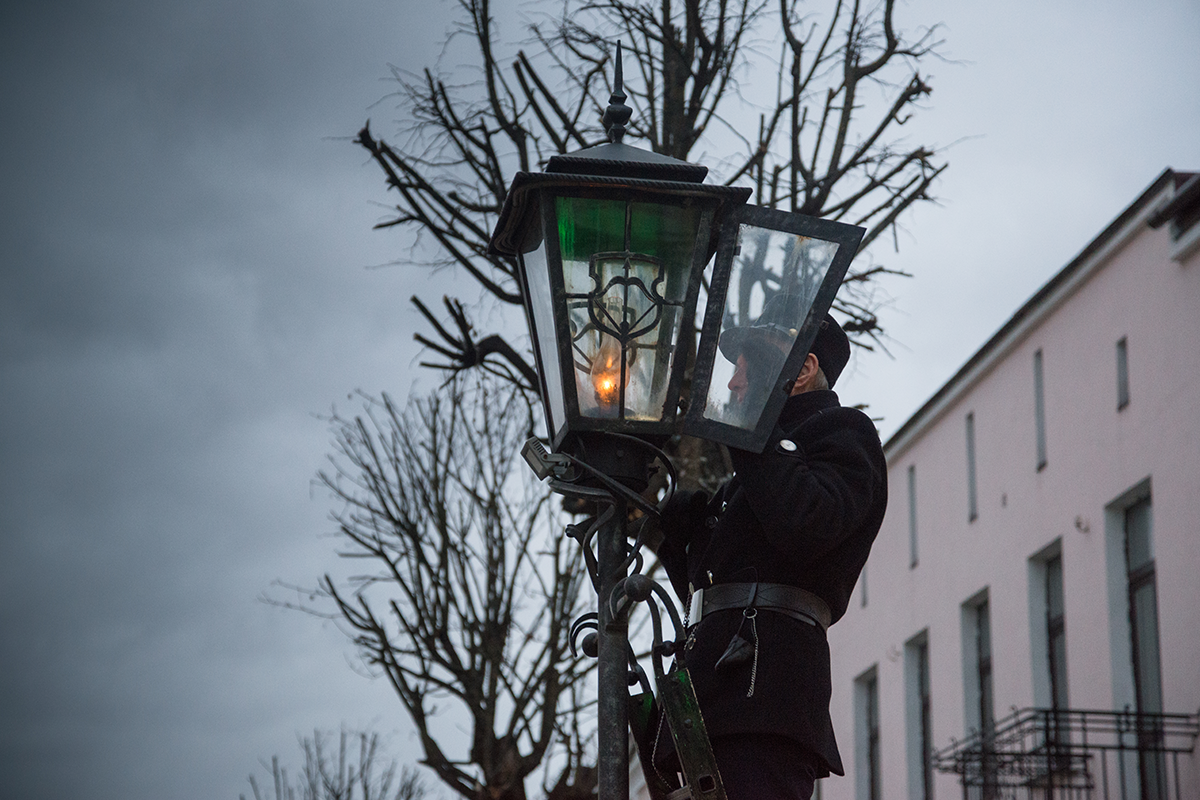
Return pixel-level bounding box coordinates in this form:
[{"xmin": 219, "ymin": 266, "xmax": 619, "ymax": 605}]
[{"xmin": 718, "ymin": 324, "xmax": 796, "ymax": 362}]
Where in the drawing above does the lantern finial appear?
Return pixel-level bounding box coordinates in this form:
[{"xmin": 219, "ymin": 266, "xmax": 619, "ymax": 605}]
[{"xmin": 602, "ymin": 41, "xmax": 632, "ymax": 144}]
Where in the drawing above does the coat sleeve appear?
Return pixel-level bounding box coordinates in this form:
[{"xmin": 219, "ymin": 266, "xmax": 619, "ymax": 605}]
[
  {"xmin": 656, "ymin": 488, "xmax": 710, "ymax": 602},
  {"xmin": 728, "ymin": 409, "xmax": 886, "ymax": 560}
]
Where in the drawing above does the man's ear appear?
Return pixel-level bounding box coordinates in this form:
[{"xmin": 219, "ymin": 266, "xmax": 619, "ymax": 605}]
[{"xmin": 788, "ymin": 353, "xmax": 818, "ymax": 396}]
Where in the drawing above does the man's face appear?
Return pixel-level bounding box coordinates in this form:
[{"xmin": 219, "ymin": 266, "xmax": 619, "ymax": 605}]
[
  {"xmin": 727, "ymin": 353, "xmax": 752, "ymax": 404},
  {"xmin": 724, "ymin": 339, "xmax": 789, "ymax": 422},
  {"xmin": 726, "ymin": 339, "xmax": 817, "ymax": 412},
  {"xmin": 726, "ymin": 335, "xmax": 794, "ymax": 397}
]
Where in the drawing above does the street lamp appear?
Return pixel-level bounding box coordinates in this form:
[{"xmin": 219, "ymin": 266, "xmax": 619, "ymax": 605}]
[
  {"xmin": 490, "ymin": 46, "xmax": 865, "ymax": 800},
  {"xmin": 491, "ymin": 65, "xmax": 863, "ymax": 460}
]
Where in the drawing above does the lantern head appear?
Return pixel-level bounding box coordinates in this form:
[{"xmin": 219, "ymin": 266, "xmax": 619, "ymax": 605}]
[{"xmin": 490, "ymin": 50, "xmax": 864, "ymax": 455}]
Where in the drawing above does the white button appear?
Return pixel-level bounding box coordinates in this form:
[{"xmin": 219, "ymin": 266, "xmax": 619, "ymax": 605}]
[{"xmin": 779, "ymin": 439, "xmax": 797, "ymax": 452}]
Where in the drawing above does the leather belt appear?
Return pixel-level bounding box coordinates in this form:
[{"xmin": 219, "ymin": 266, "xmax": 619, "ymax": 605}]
[{"xmin": 696, "ymin": 582, "xmax": 831, "ymax": 632}]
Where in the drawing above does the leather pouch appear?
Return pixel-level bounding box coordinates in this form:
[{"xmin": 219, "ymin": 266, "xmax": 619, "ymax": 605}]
[{"xmin": 714, "ymin": 633, "xmax": 753, "ymax": 671}]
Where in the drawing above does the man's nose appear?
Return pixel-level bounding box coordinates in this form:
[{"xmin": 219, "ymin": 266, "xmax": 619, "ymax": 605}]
[{"xmin": 728, "ymin": 363, "xmax": 746, "ymax": 392}]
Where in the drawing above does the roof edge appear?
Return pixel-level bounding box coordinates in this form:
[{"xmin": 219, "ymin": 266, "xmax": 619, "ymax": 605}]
[{"xmin": 1148, "ymin": 171, "xmax": 1200, "ymax": 228}]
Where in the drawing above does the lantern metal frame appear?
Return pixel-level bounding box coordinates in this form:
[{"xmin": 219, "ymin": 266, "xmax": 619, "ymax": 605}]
[{"xmin": 495, "ymin": 172, "xmax": 750, "ymax": 450}]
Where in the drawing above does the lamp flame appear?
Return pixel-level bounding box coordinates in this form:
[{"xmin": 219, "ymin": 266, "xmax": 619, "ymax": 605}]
[{"xmin": 590, "ymin": 335, "xmax": 627, "ymax": 408}]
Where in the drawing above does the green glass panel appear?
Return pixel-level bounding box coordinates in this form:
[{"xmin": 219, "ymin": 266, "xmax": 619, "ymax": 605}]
[
  {"xmin": 556, "ymin": 196, "xmax": 625, "ymax": 264},
  {"xmin": 630, "ymin": 201, "xmax": 699, "ymax": 303}
]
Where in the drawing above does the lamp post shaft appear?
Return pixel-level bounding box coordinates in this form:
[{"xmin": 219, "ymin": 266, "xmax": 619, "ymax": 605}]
[{"xmin": 597, "ymin": 493, "xmax": 630, "ymax": 800}]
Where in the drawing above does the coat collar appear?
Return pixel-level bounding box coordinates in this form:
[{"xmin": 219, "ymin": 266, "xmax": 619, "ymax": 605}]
[{"xmin": 777, "ymin": 389, "xmax": 840, "ymax": 430}]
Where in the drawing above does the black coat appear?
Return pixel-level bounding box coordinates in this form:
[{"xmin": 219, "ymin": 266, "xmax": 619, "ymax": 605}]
[{"xmin": 658, "ymin": 389, "xmax": 888, "ymax": 776}]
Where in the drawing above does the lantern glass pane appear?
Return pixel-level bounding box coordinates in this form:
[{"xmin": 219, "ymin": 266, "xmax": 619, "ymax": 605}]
[
  {"xmin": 522, "ymin": 238, "xmax": 566, "ymax": 438},
  {"xmin": 701, "ymin": 224, "xmax": 840, "ymax": 430},
  {"xmin": 555, "ymin": 196, "xmax": 699, "ymax": 422}
]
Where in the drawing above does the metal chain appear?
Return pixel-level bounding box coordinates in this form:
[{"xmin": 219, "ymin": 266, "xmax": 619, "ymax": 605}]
[
  {"xmin": 746, "ymin": 610, "xmax": 759, "ymax": 698},
  {"xmin": 650, "ymin": 713, "xmax": 672, "ymax": 788}
]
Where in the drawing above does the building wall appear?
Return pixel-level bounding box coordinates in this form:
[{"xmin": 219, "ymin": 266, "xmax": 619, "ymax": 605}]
[{"xmin": 822, "ymin": 174, "xmax": 1200, "ymax": 800}]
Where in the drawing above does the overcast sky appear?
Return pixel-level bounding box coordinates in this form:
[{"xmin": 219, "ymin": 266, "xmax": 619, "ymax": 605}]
[{"xmin": 1, "ymin": 1, "xmax": 1197, "ymax": 798}]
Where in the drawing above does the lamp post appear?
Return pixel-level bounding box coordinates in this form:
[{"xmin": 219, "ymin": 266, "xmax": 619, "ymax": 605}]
[{"xmin": 490, "ymin": 45, "xmax": 865, "ymax": 800}]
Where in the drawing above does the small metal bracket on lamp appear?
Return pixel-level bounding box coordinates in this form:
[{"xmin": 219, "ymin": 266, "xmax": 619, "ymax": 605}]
[{"xmin": 521, "ymin": 437, "xmax": 576, "ymax": 481}]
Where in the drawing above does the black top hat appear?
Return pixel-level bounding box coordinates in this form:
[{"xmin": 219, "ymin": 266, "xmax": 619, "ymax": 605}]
[{"xmin": 719, "ymin": 294, "xmax": 850, "ymax": 388}]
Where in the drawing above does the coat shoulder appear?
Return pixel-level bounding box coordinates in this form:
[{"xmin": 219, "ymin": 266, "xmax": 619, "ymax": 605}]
[{"xmin": 785, "ymin": 403, "xmax": 884, "ymax": 460}]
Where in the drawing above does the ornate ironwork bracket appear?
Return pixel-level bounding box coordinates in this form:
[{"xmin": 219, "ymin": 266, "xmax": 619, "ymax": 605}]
[{"xmin": 527, "ymin": 432, "xmax": 726, "ymax": 800}]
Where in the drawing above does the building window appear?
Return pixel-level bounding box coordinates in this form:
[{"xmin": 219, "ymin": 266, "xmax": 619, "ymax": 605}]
[
  {"xmin": 966, "ymin": 413, "xmax": 978, "ymax": 522},
  {"xmin": 1033, "ymin": 349, "xmax": 1048, "ymax": 471},
  {"xmin": 855, "ymin": 667, "xmax": 881, "ymax": 800},
  {"xmin": 908, "ymin": 464, "xmax": 919, "ymax": 568},
  {"xmin": 860, "ymin": 562, "xmax": 869, "ymax": 608},
  {"xmin": 1029, "ymin": 543, "xmax": 1071, "ymax": 772},
  {"xmin": 1125, "ymin": 496, "xmax": 1167, "ymax": 799},
  {"xmin": 1116, "ymin": 337, "xmax": 1130, "ymax": 410},
  {"xmin": 1030, "ymin": 547, "xmax": 1070, "ymax": 709},
  {"xmin": 975, "ymin": 600, "xmax": 995, "ymax": 737},
  {"xmin": 905, "ymin": 632, "xmax": 934, "ymax": 800},
  {"xmin": 962, "ymin": 592, "xmax": 996, "ymax": 797},
  {"xmin": 1044, "ymin": 552, "xmax": 1073, "ymax": 775},
  {"xmin": 1045, "ymin": 553, "xmax": 1068, "ymax": 712}
]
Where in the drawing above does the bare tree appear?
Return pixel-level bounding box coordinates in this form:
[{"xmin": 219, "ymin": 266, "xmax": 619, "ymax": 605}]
[
  {"xmin": 358, "ymin": 0, "xmax": 946, "ymax": 387},
  {"xmin": 243, "ymin": 729, "xmax": 426, "ymax": 800},
  {"xmin": 304, "ymin": 375, "xmax": 592, "ymax": 800}
]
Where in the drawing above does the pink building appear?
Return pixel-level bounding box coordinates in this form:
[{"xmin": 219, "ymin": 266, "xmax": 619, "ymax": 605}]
[
  {"xmin": 824, "ymin": 169, "xmax": 1200, "ymax": 800},
  {"xmin": 630, "ymin": 170, "xmax": 1199, "ymax": 800}
]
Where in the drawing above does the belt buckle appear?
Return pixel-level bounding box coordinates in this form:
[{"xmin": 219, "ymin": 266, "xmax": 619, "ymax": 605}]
[{"xmin": 688, "ymin": 586, "xmax": 704, "ymax": 627}]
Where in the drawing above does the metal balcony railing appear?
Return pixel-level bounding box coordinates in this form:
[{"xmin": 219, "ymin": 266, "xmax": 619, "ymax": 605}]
[{"xmin": 932, "ymin": 707, "xmax": 1200, "ymax": 800}]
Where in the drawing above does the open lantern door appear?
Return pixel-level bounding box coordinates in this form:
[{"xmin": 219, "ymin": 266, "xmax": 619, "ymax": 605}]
[{"xmin": 683, "ymin": 205, "xmax": 865, "ymax": 453}]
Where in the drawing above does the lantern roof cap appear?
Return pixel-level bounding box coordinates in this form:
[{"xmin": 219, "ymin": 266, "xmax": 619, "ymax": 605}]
[{"xmin": 545, "ymin": 142, "xmax": 708, "ymax": 183}]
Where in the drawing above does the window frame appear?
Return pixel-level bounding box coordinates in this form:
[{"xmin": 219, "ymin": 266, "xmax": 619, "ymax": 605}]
[
  {"xmin": 966, "ymin": 412, "xmax": 979, "ymax": 523},
  {"xmin": 908, "ymin": 464, "xmax": 919, "ymax": 569},
  {"xmin": 1033, "ymin": 348, "xmax": 1048, "ymax": 471},
  {"xmin": 905, "ymin": 631, "xmax": 934, "ymax": 800},
  {"xmin": 1116, "ymin": 336, "xmax": 1130, "ymax": 411},
  {"xmin": 854, "ymin": 666, "xmax": 882, "ymax": 800}
]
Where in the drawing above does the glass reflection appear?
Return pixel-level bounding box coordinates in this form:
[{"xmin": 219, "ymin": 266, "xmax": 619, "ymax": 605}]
[
  {"xmin": 703, "ymin": 224, "xmax": 840, "ymax": 430},
  {"xmin": 522, "ymin": 240, "xmax": 565, "ymax": 436}
]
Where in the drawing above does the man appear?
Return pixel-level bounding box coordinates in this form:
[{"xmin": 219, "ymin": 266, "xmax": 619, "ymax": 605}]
[{"xmin": 655, "ymin": 306, "xmax": 888, "ymax": 800}]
